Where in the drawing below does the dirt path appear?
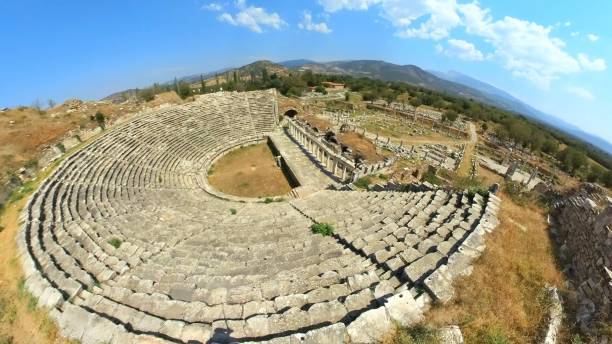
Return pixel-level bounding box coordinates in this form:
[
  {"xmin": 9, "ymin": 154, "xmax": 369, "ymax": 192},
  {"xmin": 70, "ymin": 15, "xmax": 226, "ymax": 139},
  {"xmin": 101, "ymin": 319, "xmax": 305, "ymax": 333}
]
[{"xmin": 456, "ymin": 122, "xmax": 477, "ymax": 176}]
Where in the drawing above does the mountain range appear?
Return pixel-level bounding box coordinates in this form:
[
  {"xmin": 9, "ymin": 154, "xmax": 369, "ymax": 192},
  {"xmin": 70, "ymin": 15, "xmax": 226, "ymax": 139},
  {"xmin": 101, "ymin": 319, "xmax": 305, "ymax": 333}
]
[
  {"xmin": 281, "ymin": 59, "xmax": 612, "ymax": 155},
  {"xmin": 104, "ymin": 59, "xmax": 612, "ymax": 156}
]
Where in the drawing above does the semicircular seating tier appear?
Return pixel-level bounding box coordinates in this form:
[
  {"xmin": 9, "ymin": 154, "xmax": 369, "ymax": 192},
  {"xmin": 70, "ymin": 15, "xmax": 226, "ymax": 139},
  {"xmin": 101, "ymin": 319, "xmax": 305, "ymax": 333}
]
[{"xmin": 18, "ymin": 90, "xmax": 501, "ymax": 344}]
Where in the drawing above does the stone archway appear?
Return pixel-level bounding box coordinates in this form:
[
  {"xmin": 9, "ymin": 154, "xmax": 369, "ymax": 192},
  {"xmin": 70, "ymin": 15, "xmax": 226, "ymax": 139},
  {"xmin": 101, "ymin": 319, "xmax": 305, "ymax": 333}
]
[{"xmin": 284, "ymin": 109, "xmax": 298, "ymax": 118}]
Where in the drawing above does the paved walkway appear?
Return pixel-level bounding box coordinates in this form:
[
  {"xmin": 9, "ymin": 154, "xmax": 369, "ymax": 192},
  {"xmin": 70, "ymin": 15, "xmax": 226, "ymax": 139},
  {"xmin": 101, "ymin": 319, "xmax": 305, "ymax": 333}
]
[{"xmin": 269, "ymin": 130, "xmax": 337, "ymax": 195}]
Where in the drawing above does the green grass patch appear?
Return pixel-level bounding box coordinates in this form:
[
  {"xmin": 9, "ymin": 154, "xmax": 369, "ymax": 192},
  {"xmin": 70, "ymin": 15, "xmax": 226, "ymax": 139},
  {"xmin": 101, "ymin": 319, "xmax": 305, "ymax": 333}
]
[
  {"xmin": 16, "ymin": 277, "xmax": 38, "ymax": 313},
  {"xmin": 229, "ymin": 208, "xmax": 237, "ymax": 215},
  {"xmin": 263, "ymin": 197, "xmax": 274, "ymax": 204},
  {"xmin": 354, "ymin": 176, "xmax": 372, "ymax": 189},
  {"xmin": 388, "ymin": 324, "xmax": 440, "ymax": 344},
  {"xmin": 7, "ymin": 181, "xmax": 36, "ymax": 204},
  {"xmin": 107, "ymin": 237, "xmax": 122, "ymax": 249},
  {"xmin": 421, "ymin": 170, "xmax": 441, "ymax": 185},
  {"xmin": 311, "ymin": 223, "xmax": 334, "ymax": 236}
]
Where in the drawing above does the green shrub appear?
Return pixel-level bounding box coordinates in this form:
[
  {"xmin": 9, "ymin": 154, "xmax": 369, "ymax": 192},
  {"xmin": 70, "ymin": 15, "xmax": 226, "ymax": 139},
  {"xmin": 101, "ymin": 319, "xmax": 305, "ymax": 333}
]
[
  {"xmin": 570, "ymin": 334, "xmax": 585, "ymax": 344},
  {"xmin": 107, "ymin": 237, "xmax": 122, "ymax": 249},
  {"xmin": 504, "ymin": 181, "xmax": 532, "ymax": 205},
  {"xmin": 421, "ymin": 170, "xmax": 441, "ymax": 185},
  {"xmin": 229, "ymin": 208, "xmax": 237, "ymax": 215},
  {"xmin": 389, "ymin": 324, "xmax": 439, "ymax": 344},
  {"xmin": 379, "ymin": 173, "xmax": 389, "ymax": 180},
  {"xmin": 311, "ymin": 223, "xmax": 334, "ymax": 236},
  {"xmin": 354, "ymin": 176, "xmax": 372, "ymax": 189},
  {"xmin": 263, "ymin": 197, "xmax": 274, "ymax": 204}
]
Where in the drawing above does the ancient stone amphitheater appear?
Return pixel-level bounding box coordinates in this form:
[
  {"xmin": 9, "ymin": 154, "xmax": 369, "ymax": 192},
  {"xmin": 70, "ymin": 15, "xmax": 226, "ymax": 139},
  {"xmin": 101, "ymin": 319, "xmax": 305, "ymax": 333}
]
[{"xmin": 18, "ymin": 90, "xmax": 500, "ymax": 343}]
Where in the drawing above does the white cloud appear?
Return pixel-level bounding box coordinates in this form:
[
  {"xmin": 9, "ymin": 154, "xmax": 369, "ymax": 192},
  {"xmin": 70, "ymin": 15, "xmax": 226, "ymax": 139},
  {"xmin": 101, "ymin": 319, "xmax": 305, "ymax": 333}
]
[
  {"xmin": 567, "ymin": 86, "xmax": 594, "ymax": 101},
  {"xmin": 298, "ymin": 11, "xmax": 332, "ymax": 33},
  {"xmin": 316, "ymin": 0, "xmax": 605, "ymax": 88},
  {"xmin": 571, "ymin": 31, "xmax": 580, "ymax": 37},
  {"xmin": 218, "ymin": 0, "xmax": 286, "ymax": 33},
  {"xmin": 320, "ymin": 0, "xmax": 461, "ymax": 40},
  {"xmin": 578, "ymin": 53, "xmax": 607, "ymax": 71},
  {"xmin": 438, "ymin": 39, "xmax": 484, "ymax": 61},
  {"xmin": 393, "ymin": 0, "xmax": 462, "ymax": 40},
  {"xmin": 587, "ymin": 33, "xmax": 599, "ymax": 42},
  {"xmin": 202, "ymin": 2, "xmax": 223, "ymax": 11},
  {"xmin": 458, "ymin": 2, "xmax": 583, "ymax": 88},
  {"xmin": 318, "ymin": 0, "xmax": 380, "ymax": 12}
]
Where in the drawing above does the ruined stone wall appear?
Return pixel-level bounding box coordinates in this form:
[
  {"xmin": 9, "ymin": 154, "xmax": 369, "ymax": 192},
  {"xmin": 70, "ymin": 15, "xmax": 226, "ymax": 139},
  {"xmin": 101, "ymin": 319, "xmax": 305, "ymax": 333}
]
[{"xmin": 551, "ymin": 186, "xmax": 611, "ymax": 337}]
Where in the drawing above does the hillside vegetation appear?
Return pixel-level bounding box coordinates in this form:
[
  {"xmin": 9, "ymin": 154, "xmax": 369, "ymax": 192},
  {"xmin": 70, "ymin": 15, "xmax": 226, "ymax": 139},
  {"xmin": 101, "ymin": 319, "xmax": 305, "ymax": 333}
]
[{"xmin": 136, "ymin": 65, "xmax": 612, "ymax": 188}]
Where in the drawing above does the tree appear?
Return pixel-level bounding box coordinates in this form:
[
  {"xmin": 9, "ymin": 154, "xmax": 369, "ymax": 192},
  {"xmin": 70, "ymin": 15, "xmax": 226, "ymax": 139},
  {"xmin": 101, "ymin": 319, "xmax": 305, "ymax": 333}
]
[
  {"xmin": 138, "ymin": 88, "xmax": 155, "ymax": 102},
  {"xmin": 603, "ymin": 170, "xmax": 612, "ymax": 187},
  {"xmin": 442, "ymin": 110, "xmax": 458, "ymax": 123},
  {"xmin": 315, "ymin": 85, "xmax": 327, "ymax": 94},
  {"xmin": 177, "ymin": 82, "xmax": 192, "ymax": 99},
  {"xmin": 409, "ymin": 98, "xmax": 421, "ymax": 108},
  {"xmin": 262, "ymin": 67, "xmax": 269, "ymax": 82},
  {"xmin": 587, "ymin": 164, "xmax": 606, "ymax": 183},
  {"xmin": 481, "ymin": 122, "xmax": 488, "ymax": 132},
  {"xmin": 47, "ymin": 99, "xmax": 56, "ymax": 109},
  {"xmin": 557, "ymin": 147, "xmax": 587, "ymax": 174},
  {"xmin": 542, "ymin": 139, "xmax": 559, "ymax": 155},
  {"xmin": 93, "ymin": 111, "xmax": 106, "ymax": 129},
  {"xmin": 200, "ymin": 75, "xmax": 206, "ymax": 94},
  {"xmin": 233, "ymin": 71, "xmax": 238, "ymax": 83}
]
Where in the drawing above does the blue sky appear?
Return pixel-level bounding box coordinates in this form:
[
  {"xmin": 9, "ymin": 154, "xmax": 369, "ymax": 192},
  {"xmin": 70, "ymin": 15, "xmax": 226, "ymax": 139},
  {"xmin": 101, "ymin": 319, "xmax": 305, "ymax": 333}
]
[{"xmin": 0, "ymin": 0, "xmax": 610, "ymax": 143}]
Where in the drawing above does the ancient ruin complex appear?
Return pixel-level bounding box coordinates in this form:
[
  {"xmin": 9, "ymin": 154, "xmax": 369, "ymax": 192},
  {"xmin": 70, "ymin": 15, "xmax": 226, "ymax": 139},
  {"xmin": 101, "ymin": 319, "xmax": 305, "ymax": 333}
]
[{"xmin": 18, "ymin": 90, "xmax": 501, "ymax": 343}]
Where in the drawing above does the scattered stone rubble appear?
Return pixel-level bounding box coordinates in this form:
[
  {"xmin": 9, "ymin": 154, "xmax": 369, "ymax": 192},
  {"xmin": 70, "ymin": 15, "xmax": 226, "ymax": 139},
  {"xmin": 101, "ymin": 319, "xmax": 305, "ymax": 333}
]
[
  {"xmin": 550, "ymin": 183, "xmax": 611, "ymax": 340},
  {"xmin": 19, "ymin": 89, "xmax": 501, "ymax": 343}
]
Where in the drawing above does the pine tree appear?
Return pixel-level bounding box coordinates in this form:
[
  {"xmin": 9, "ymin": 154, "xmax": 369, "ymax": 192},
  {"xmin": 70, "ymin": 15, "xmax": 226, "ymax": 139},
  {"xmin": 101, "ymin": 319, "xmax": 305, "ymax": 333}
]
[{"xmin": 200, "ymin": 75, "xmax": 206, "ymax": 94}]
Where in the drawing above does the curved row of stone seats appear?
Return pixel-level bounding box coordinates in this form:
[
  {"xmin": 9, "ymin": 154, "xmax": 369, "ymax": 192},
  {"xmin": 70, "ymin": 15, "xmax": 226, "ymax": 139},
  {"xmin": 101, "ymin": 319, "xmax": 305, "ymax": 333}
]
[
  {"xmin": 19, "ymin": 89, "xmax": 501, "ymax": 343},
  {"xmin": 291, "ymin": 189, "xmax": 501, "ymax": 300}
]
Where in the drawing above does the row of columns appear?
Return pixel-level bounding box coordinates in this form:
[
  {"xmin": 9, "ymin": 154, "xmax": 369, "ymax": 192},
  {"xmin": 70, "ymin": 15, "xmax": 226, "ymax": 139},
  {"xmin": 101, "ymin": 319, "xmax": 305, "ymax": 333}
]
[{"xmin": 287, "ymin": 120, "xmax": 353, "ymax": 181}]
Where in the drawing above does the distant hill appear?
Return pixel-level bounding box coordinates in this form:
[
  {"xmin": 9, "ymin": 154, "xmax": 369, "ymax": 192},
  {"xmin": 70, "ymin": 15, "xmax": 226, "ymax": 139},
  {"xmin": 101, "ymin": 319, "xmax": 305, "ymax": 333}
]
[
  {"xmin": 430, "ymin": 70, "xmax": 612, "ymax": 155},
  {"xmin": 295, "ymin": 60, "xmax": 612, "ymax": 155},
  {"xmin": 278, "ymin": 59, "xmax": 317, "ymax": 68},
  {"xmin": 102, "ymin": 58, "xmax": 611, "ymax": 155}
]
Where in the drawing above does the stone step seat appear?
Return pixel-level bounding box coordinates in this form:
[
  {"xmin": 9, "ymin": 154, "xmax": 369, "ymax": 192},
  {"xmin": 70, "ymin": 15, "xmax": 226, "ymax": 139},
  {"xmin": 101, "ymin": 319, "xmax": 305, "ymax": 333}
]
[
  {"xmin": 124, "ymin": 249, "xmax": 372, "ymax": 296},
  {"xmin": 52, "ymin": 223, "xmax": 122, "ymax": 282},
  {"xmin": 25, "ymin": 222, "xmax": 85, "ymax": 300},
  {"xmin": 39, "ymin": 224, "xmax": 97, "ymax": 288},
  {"xmin": 73, "ymin": 290, "xmax": 212, "ymax": 343},
  {"xmin": 81, "ymin": 272, "xmax": 383, "ymax": 338}
]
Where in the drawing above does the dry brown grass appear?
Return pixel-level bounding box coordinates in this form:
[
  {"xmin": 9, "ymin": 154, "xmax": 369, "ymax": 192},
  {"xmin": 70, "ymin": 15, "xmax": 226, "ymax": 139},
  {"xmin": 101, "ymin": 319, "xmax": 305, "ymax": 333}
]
[
  {"xmin": 477, "ymin": 165, "xmax": 504, "ymax": 186},
  {"xmin": 0, "ymin": 177, "xmax": 74, "ymax": 344},
  {"xmin": 423, "ymin": 194, "xmax": 566, "ymax": 343},
  {"xmin": 301, "ymin": 114, "xmax": 333, "ymax": 132},
  {"xmin": 338, "ymin": 132, "xmax": 390, "ymax": 163},
  {"xmin": 208, "ymin": 143, "xmax": 293, "ymax": 198}
]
